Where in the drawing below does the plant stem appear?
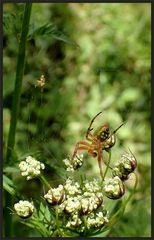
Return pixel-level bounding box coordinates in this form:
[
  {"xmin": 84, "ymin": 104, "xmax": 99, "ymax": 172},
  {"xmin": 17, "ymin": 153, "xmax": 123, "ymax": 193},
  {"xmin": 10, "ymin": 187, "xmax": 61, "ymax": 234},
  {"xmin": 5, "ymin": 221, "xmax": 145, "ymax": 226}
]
[
  {"xmin": 39, "ymin": 175, "xmax": 51, "ymax": 189},
  {"xmin": 4, "ymin": 3, "xmax": 32, "ymax": 237},
  {"xmin": 55, "ymin": 206, "xmax": 63, "ymax": 236},
  {"xmin": 102, "ymin": 149, "xmax": 111, "ymax": 182},
  {"xmin": 55, "ymin": 206, "xmax": 59, "ymax": 228},
  {"xmin": 6, "ymin": 4, "xmax": 32, "ymax": 163}
]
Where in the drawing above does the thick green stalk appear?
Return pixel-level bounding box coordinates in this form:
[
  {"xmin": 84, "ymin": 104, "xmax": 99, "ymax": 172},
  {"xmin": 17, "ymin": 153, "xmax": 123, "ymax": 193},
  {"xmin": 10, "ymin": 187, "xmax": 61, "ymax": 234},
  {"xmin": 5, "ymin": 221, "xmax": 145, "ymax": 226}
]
[
  {"xmin": 4, "ymin": 3, "xmax": 32, "ymax": 237},
  {"xmin": 6, "ymin": 3, "xmax": 32, "ymax": 163}
]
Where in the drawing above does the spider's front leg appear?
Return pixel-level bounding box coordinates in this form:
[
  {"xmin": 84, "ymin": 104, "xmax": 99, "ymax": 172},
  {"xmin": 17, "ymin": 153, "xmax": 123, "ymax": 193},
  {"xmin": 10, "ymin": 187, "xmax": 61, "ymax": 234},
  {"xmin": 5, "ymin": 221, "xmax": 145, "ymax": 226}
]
[
  {"xmin": 71, "ymin": 141, "xmax": 91, "ymax": 162},
  {"xmin": 86, "ymin": 111, "xmax": 102, "ymax": 141}
]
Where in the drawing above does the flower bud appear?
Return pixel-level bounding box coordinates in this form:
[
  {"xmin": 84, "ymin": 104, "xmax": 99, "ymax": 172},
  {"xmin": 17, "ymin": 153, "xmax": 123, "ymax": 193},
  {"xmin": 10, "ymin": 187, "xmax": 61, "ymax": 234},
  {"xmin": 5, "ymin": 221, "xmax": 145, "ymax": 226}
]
[
  {"xmin": 103, "ymin": 176, "xmax": 125, "ymax": 199},
  {"xmin": 14, "ymin": 200, "xmax": 34, "ymax": 218},
  {"xmin": 112, "ymin": 151, "xmax": 137, "ymax": 180},
  {"xmin": 44, "ymin": 185, "xmax": 65, "ymax": 205}
]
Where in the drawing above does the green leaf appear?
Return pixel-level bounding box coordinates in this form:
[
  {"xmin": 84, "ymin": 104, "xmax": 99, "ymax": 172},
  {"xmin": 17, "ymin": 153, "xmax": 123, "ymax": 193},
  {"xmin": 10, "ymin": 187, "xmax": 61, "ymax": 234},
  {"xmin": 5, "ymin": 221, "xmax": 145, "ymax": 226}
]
[
  {"xmin": 44, "ymin": 205, "xmax": 51, "ymax": 222},
  {"xmin": 28, "ymin": 23, "xmax": 78, "ymax": 47},
  {"xmin": 38, "ymin": 202, "xmax": 45, "ymax": 221},
  {"xmin": 3, "ymin": 13, "xmax": 16, "ymax": 34},
  {"xmin": 3, "ymin": 166, "xmax": 20, "ymax": 173},
  {"xmin": 3, "ymin": 175, "xmax": 16, "ymax": 196}
]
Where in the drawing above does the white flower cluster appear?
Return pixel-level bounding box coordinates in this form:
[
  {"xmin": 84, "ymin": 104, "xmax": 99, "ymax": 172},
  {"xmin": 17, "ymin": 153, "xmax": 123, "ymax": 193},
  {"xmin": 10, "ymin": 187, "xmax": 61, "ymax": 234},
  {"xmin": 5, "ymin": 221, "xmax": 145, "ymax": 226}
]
[
  {"xmin": 66, "ymin": 212, "xmax": 82, "ymax": 228},
  {"xmin": 112, "ymin": 151, "xmax": 137, "ymax": 180},
  {"xmin": 59, "ymin": 178, "xmax": 103, "ymax": 215},
  {"xmin": 87, "ymin": 211, "xmax": 109, "ymax": 229},
  {"xmin": 103, "ymin": 176, "xmax": 125, "ymax": 199},
  {"xmin": 14, "ymin": 200, "xmax": 34, "ymax": 218},
  {"xmin": 37, "ymin": 75, "xmax": 46, "ymax": 88},
  {"xmin": 83, "ymin": 178, "xmax": 101, "ymax": 194},
  {"xmin": 63, "ymin": 154, "xmax": 83, "ymax": 172},
  {"xmin": 44, "ymin": 177, "xmax": 108, "ymax": 232},
  {"xmin": 19, "ymin": 156, "xmax": 45, "ymax": 180},
  {"xmin": 44, "ymin": 185, "xmax": 65, "ymax": 205},
  {"xmin": 64, "ymin": 178, "xmax": 82, "ymax": 195}
]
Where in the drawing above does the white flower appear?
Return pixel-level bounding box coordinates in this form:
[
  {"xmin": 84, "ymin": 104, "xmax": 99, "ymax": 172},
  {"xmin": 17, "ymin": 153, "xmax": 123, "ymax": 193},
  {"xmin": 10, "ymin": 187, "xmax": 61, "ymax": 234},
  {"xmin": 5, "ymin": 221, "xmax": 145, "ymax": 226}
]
[
  {"xmin": 83, "ymin": 179, "xmax": 101, "ymax": 193},
  {"xmin": 64, "ymin": 196, "xmax": 81, "ymax": 214},
  {"xmin": 14, "ymin": 200, "xmax": 34, "ymax": 218},
  {"xmin": 64, "ymin": 178, "xmax": 81, "ymax": 195},
  {"xmin": 112, "ymin": 151, "xmax": 137, "ymax": 180},
  {"xmin": 36, "ymin": 75, "xmax": 46, "ymax": 88},
  {"xmin": 87, "ymin": 211, "xmax": 109, "ymax": 229},
  {"xmin": 44, "ymin": 185, "xmax": 65, "ymax": 205},
  {"xmin": 103, "ymin": 176, "xmax": 125, "ymax": 199},
  {"xmin": 19, "ymin": 156, "xmax": 45, "ymax": 180},
  {"xmin": 66, "ymin": 212, "xmax": 82, "ymax": 228},
  {"xmin": 63, "ymin": 158, "xmax": 75, "ymax": 172},
  {"xmin": 63, "ymin": 154, "xmax": 83, "ymax": 172},
  {"xmin": 80, "ymin": 194, "xmax": 103, "ymax": 215}
]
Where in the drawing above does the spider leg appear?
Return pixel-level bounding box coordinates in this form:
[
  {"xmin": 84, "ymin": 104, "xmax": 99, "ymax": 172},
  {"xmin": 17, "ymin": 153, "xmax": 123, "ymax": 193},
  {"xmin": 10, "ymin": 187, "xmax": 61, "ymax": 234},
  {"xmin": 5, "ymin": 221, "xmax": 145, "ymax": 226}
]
[
  {"xmin": 86, "ymin": 111, "xmax": 103, "ymax": 140},
  {"xmin": 110, "ymin": 122, "xmax": 125, "ymax": 137},
  {"xmin": 71, "ymin": 141, "xmax": 91, "ymax": 162}
]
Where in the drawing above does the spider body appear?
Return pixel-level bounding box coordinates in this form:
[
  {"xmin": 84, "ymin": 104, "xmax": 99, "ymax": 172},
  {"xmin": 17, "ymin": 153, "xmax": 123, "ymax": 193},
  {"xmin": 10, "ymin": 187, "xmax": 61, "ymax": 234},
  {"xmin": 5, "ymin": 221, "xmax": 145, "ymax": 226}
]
[{"xmin": 71, "ymin": 112, "xmax": 124, "ymax": 178}]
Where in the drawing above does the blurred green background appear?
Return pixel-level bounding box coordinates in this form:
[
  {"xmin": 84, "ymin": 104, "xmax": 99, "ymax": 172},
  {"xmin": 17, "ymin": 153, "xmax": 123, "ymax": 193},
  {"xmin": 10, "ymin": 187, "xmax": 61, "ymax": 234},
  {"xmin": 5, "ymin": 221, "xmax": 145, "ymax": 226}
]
[{"xmin": 3, "ymin": 3, "xmax": 151, "ymax": 237}]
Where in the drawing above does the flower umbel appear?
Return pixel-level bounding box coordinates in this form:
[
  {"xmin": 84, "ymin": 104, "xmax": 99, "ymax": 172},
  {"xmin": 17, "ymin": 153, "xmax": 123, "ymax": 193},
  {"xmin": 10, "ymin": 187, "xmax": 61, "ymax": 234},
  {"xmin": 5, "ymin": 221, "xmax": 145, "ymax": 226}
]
[
  {"xmin": 44, "ymin": 185, "xmax": 65, "ymax": 205},
  {"xmin": 63, "ymin": 154, "xmax": 83, "ymax": 172},
  {"xmin": 19, "ymin": 156, "xmax": 45, "ymax": 180},
  {"xmin": 14, "ymin": 200, "xmax": 34, "ymax": 218},
  {"xmin": 86, "ymin": 211, "xmax": 109, "ymax": 229},
  {"xmin": 112, "ymin": 151, "xmax": 137, "ymax": 180},
  {"xmin": 103, "ymin": 176, "xmax": 125, "ymax": 199}
]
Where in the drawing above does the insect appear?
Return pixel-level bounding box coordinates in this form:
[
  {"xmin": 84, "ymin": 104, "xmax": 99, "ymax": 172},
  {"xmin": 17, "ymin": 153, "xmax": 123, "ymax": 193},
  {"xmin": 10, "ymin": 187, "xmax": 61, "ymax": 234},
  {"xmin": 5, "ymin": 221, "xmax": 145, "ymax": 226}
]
[{"xmin": 71, "ymin": 112, "xmax": 124, "ymax": 178}]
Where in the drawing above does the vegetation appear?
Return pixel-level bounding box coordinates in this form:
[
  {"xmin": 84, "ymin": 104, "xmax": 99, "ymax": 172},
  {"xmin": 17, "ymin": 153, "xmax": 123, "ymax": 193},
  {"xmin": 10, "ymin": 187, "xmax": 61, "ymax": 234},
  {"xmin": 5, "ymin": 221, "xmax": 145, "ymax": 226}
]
[{"xmin": 3, "ymin": 3, "xmax": 151, "ymax": 237}]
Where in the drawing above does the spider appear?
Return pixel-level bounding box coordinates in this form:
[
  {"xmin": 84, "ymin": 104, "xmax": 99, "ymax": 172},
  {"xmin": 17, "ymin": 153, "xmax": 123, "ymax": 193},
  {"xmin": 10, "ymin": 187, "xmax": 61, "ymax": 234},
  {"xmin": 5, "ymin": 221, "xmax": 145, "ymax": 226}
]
[{"xmin": 71, "ymin": 111, "xmax": 124, "ymax": 178}]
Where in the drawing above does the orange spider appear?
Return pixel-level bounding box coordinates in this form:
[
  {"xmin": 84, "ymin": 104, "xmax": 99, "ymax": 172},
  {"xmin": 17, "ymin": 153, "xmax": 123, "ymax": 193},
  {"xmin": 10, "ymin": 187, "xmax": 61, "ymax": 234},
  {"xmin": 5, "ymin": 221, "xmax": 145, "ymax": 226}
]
[{"xmin": 71, "ymin": 112, "xmax": 124, "ymax": 178}]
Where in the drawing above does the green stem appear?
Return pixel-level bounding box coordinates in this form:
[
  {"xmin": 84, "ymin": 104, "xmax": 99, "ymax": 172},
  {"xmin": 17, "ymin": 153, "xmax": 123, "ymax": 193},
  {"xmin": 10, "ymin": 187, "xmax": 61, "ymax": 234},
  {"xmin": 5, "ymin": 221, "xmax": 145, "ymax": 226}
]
[
  {"xmin": 6, "ymin": 3, "xmax": 32, "ymax": 163},
  {"xmin": 102, "ymin": 149, "xmax": 111, "ymax": 182},
  {"xmin": 54, "ymin": 206, "xmax": 63, "ymax": 236},
  {"xmin": 4, "ymin": 3, "xmax": 32, "ymax": 237},
  {"xmin": 39, "ymin": 175, "xmax": 51, "ymax": 189},
  {"xmin": 55, "ymin": 206, "xmax": 60, "ymax": 229}
]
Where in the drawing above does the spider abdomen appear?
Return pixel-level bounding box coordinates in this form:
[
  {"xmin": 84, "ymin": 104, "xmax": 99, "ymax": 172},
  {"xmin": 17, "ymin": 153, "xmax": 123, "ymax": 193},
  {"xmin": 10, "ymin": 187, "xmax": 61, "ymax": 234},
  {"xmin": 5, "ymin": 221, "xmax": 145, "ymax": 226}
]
[{"xmin": 103, "ymin": 135, "xmax": 116, "ymax": 150}]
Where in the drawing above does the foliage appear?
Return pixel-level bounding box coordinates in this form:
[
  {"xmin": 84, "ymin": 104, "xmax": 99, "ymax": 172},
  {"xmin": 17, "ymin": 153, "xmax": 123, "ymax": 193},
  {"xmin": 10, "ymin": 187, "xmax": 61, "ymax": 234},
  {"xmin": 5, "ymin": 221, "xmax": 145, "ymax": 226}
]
[{"xmin": 3, "ymin": 2, "xmax": 151, "ymax": 237}]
